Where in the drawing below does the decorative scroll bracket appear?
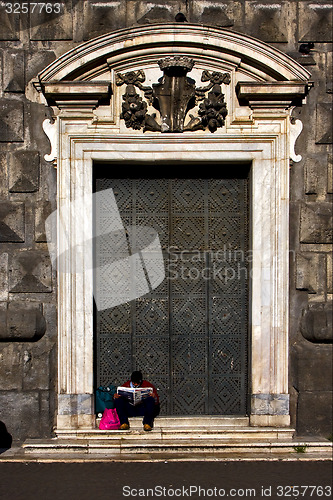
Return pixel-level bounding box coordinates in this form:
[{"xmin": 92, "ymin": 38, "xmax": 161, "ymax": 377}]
[
  {"xmin": 42, "ymin": 118, "xmax": 58, "ymax": 165},
  {"xmin": 290, "ymin": 118, "xmax": 303, "ymax": 163}
]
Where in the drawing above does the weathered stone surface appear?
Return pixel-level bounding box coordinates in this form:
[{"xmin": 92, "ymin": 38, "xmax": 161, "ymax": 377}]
[
  {"xmin": 327, "ymin": 154, "xmax": 333, "ymax": 194},
  {"xmin": 35, "ymin": 201, "xmax": 52, "ymax": 242},
  {"xmin": 245, "ymin": 1, "xmax": 295, "ymax": 43},
  {"xmin": 326, "ymin": 51, "xmax": 333, "ymax": 94},
  {"xmin": 0, "ymin": 343, "xmax": 22, "ymax": 390},
  {"xmin": 295, "ymin": 253, "xmax": 319, "ymax": 293},
  {"xmin": 0, "ymin": 153, "xmax": 8, "ymax": 198},
  {"xmin": 0, "ymin": 301, "xmax": 46, "ymax": 341},
  {"xmin": 127, "ymin": 1, "xmax": 183, "ymax": 26},
  {"xmin": 191, "ymin": 1, "xmax": 241, "ymax": 28},
  {"xmin": 29, "ymin": 0, "xmax": 73, "ymax": 40},
  {"xmin": 297, "ymin": 392, "xmax": 333, "ymax": 436},
  {"xmin": 327, "ymin": 252, "xmax": 333, "ymax": 294},
  {"xmin": 0, "ymin": 254, "xmax": 8, "ymax": 301},
  {"xmin": 26, "ymin": 51, "xmax": 56, "ymax": 84},
  {"xmin": 8, "ymin": 251, "xmax": 52, "ymax": 293},
  {"xmin": 0, "ymin": 391, "xmax": 41, "ymax": 440},
  {"xmin": 0, "ymin": 99, "xmax": 24, "ymax": 142},
  {"xmin": 294, "ymin": 345, "xmax": 333, "ymax": 391},
  {"xmin": 0, "ymin": 202, "xmax": 25, "ymax": 242},
  {"xmin": 299, "ymin": 2, "xmax": 333, "ymax": 42},
  {"xmin": 0, "ymin": 9, "xmax": 20, "ymax": 40},
  {"xmin": 3, "ymin": 51, "xmax": 25, "ymax": 93},
  {"xmin": 316, "ymin": 103, "xmax": 333, "ymax": 144},
  {"xmin": 83, "ymin": 0, "xmax": 127, "ymax": 40},
  {"xmin": 304, "ymin": 155, "xmax": 328, "ymax": 195},
  {"xmin": 22, "ymin": 346, "xmax": 50, "ymax": 390},
  {"xmin": 9, "ymin": 150, "xmax": 39, "ymax": 193},
  {"xmin": 300, "ymin": 203, "xmax": 333, "ymax": 243},
  {"xmin": 300, "ymin": 304, "xmax": 333, "ymax": 343}
]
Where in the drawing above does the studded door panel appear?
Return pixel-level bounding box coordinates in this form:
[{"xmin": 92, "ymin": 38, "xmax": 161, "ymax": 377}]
[{"xmin": 95, "ymin": 175, "xmax": 249, "ymax": 415}]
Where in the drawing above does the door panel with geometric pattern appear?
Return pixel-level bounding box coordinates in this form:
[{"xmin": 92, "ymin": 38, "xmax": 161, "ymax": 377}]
[{"xmin": 94, "ymin": 166, "xmax": 249, "ymax": 415}]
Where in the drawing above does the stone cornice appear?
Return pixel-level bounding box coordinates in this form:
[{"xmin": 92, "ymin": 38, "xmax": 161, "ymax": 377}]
[
  {"xmin": 41, "ymin": 81, "xmax": 111, "ymax": 110},
  {"xmin": 236, "ymin": 81, "xmax": 312, "ymax": 109}
]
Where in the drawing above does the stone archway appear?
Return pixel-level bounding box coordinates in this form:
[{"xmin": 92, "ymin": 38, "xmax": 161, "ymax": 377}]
[{"xmin": 36, "ymin": 24, "xmax": 311, "ymax": 431}]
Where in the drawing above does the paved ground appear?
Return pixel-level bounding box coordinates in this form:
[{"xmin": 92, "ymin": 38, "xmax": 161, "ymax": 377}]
[{"xmin": 0, "ymin": 459, "xmax": 332, "ymax": 500}]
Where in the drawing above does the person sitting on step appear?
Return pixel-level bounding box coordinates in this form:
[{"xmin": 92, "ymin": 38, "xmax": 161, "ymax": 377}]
[{"xmin": 113, "ymin": 371, "xmax": 160, "ymax": 432}]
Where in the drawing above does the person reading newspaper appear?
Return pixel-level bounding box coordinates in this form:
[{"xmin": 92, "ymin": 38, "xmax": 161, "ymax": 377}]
[{"xmin": 113, "ymin": 371, "xmax": 160, "ymax": 431}]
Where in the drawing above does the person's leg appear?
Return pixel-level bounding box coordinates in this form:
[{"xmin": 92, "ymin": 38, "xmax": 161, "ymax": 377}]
[
  {"xmin": 140, "ymin": 396, "xmax": 156, "ymax": 427},
  {"xmin": 114, "ymin": 397, "xmax": 133, "ymax": 426}
]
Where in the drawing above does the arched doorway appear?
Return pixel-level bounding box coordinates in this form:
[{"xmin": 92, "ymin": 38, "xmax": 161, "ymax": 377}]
[{"xmin": 36, "ymin": 24, "xmax": 311, "ymax": 430}]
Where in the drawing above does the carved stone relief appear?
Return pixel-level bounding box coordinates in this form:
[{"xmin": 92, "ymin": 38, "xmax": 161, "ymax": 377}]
[{"xmin": 116, "ymin": 57, "xmax": 230, "ymax": 133}]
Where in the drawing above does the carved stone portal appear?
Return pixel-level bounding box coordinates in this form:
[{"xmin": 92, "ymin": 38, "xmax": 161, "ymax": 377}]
[{"xmin": 116, "ymin": 57, "xmax": 230, "ymax": 133}]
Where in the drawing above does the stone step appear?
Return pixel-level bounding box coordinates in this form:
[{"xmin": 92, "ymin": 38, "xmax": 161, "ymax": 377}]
[
  {"xmin": 22, "ymin": 437, "xmax": 332, "ymax": 457},
  {"xmin": 55, "ymin": 427, "xmax": 295, "ymax": 442},
  {"xmin": 94, "ymin": 416, "xmax": 250, "ymax": 429}
]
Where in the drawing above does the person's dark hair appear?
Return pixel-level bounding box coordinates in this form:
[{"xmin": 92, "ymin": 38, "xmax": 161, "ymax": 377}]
[{"xmin": 131, "ymin": 371, "xmax": 143, "ymax": 384}]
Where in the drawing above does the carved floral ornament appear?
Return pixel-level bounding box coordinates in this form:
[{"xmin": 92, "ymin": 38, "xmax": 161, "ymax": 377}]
[{"xmin": 115, "ymin": 56, "xmax": 231, "ymax": 133}]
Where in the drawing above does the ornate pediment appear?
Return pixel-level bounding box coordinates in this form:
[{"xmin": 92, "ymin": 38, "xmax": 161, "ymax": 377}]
[{"xmin": 116, "ymin": 57, "xmax": 230, "ymax": 133}]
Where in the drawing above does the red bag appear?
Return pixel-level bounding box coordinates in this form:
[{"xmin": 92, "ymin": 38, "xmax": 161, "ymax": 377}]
[{"xmin": 99, "ymin": 408, "xmax": 120, "ymax": 430}]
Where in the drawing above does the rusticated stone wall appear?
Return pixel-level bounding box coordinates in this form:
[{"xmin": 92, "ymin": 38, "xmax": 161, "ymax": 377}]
[{"xmin": 0, "ymin": 0, "xmax": 332, "ymax": 441}]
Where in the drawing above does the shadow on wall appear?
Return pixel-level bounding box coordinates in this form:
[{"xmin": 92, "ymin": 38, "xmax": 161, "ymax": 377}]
[{"xmin": 0, "ymin": 421, "xmax": 12, "ymax": 453}]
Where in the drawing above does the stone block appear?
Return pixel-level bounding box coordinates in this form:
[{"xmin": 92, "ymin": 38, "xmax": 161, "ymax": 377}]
[
  {"xmin": 127, "ymin": 1, "xmax": 185, "ymax": 26},
  {"xmin": 22, "ymin": 346, "xmax": 50, "ymax": 390},
  {"xmin": 0, "ymin": 8, "xmax": 20, "ymax": 40},
  {"xmin": 297, "ymin": 391, "xmax": 333, "ymax": 437},
  {"xmin": 300, "ymin": 203, "xmax": 333, "ymax": 244},
  {"xmin": 83, "ymin": 0, "xmax": 127, "ymax": 39},
  {"xmin": 327, "ymin": 154, "xmax": 333, "ymax": 194},
  {"xmin": 3, "ymin": 51, "xmax": 25, "ymax": 93},
  {"xmin": 0, "ymin": 391, "xmax": 41, "ymax": 441},
  {"xmin": 35, "ymin": 201, "xmax": 52, "ymax": 242},
  {"xmin": 326, "ymin": 51, "xmax": 333, "ymax": 94},
  {"xmin": 245, "ymin": 1, "xmax": 295, "ymax": 43},
  {"xmin": 190, "ymin": 1, "xmax": 242, "ymax": 28},
  {"xmin": 30, "ymin": 1, "xmax": 73, "ymax": 40},
  {"xmin": 0, "ymin": 301, "xmax": 46, "ymax": 341},
  {"xmin": 304, "ymin": 155, "xmax": 327, "ymax": 195},
  {"xmin": 316, "ymin": 103, "xmax": 333, "ymax": 144},
  {"xmin": 295, "ymin": 253, "xmax": 319, "ymax": 293},
  {"xmin": 0, "ymin": 153, "xmax": 8, "ymax": 197},
  {"xmin": 295, "ymin": 345, "xmax": 333, "ymax": 392},
  {"xmin": 0, "ymin": 254, "xmax": 8, "ymax": 301},
  {"xmin": 327, "ymin": 253, "xmax": 333, "ymax": 294},
  {"xmin": 300, "ymin": 305, "xmax": 333, "ymax": 343},
  {"xmin": 0, "ymin": 202, "xmax": 25, "ymax": 242},
  {"xmin": 0, "ymin": 99, "xmax": 24, "ymax": 142},
  {"xmin": 299, "ymin": 2, "xmax": 333, "ymax": 42},
  {"xmin": 0, "ymin": 343, "xmax": 22, "ymax": 390},
  {"xmin": 9, "ymin": 150, "xmax": 39, "ymax": 193},
  {"xmin": 26, "ymin": 51, "xmax": 56, "ymax": 84},
  {"xmin": 8, "ymin": 251, "xmax": 52, "ymax": 293}
]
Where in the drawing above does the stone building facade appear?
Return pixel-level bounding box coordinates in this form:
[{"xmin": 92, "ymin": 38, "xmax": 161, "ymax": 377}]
[{"xmin": 0, "ymin": 1, "xmax": 332, "ymax": 443}]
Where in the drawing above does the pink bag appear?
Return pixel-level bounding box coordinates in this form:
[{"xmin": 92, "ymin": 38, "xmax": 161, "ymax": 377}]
[{"xmin": 99, "ymin": 408, "xmax": 120, "ymax": 430}]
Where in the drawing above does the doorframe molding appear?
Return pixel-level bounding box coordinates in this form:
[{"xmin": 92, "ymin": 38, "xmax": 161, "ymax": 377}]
[
  {"xmin": 34, "ymin": 24, "xmax": 312, "ymax": 430},
  {"xmin": 54, "ymin": 130, "xmax": 290, "ymax": 430}
]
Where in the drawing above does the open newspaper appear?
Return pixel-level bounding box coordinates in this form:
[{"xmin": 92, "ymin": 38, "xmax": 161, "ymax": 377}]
[{"xmin": 117, "ymin": 386, "xmax": 153, "ymax": 406}]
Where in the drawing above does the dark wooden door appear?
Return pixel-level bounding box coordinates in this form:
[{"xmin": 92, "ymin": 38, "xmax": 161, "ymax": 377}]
[{"xmin": 94, "ymin": 168, "xmax": 249, "ymax": 415}]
